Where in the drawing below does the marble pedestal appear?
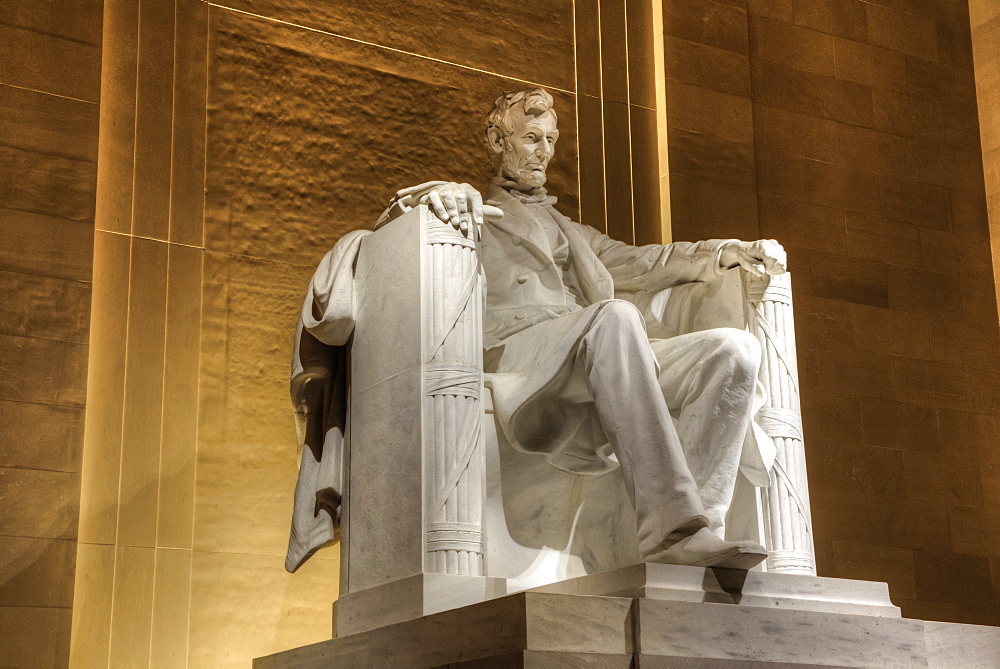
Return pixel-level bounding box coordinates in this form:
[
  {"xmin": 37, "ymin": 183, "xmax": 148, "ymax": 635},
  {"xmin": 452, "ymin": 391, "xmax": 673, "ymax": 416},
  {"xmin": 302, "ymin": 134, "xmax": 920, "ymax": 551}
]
[{"xmin": 255, "ymin": 564, "xmax": 1000, "ymax": 667}]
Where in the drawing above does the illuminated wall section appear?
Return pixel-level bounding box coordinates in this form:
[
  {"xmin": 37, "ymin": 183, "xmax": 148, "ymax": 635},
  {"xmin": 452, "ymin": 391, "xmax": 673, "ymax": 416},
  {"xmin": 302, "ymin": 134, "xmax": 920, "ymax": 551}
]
[
  {"xmin": 0, "ymin": 2, "xmax": 102, "ymax": 666},
  {"xmin": 70, "ymin": 0, "xmax": 663, "ymax": 666}
]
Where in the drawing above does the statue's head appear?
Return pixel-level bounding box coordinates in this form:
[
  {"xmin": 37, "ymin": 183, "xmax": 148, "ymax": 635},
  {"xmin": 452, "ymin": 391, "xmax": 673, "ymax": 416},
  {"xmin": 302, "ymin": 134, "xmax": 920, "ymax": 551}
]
[{"xmin": 484, "ymin": 88, "xmax": 559, "ymax": 190}]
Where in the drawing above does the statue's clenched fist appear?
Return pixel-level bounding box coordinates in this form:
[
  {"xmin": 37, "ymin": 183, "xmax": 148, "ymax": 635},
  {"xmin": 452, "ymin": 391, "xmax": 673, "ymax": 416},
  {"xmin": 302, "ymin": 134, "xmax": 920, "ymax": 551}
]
[{"xmin": 720, "ymin": 239, "xmax": 787, "ymax": 277}]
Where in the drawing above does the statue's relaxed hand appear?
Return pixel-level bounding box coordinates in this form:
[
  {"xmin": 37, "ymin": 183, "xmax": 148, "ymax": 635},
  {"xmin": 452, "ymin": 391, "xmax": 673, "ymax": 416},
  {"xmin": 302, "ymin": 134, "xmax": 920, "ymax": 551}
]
[
  {"xmin": 721, "ymin": 239, "xmax": 787, "ymax": 277},
  {"xmin": 418, "ymin": 182, "xmax": 485, "ymax": 236}
]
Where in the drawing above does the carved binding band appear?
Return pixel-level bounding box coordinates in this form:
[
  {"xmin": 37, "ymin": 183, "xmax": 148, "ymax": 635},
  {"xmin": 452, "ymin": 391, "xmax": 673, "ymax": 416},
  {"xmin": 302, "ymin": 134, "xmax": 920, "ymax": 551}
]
[
  {"xmin": 424, "ymin": 220, "xmax": 485, "ymax": 576},
  {"xmin": 744, "ymin": 272, "xmax": 817, "ymax": 576}
]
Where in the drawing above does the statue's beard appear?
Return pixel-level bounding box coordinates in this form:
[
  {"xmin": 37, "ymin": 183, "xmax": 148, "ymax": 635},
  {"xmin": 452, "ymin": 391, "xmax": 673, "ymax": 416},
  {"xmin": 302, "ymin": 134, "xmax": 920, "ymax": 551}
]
[{"xmin": 500, "ymin": 153, "xmax": 547, "ymax": 190}]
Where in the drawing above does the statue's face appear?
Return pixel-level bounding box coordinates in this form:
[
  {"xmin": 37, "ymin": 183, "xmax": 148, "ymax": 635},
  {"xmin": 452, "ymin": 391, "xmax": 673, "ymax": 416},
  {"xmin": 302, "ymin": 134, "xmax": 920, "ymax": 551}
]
[{"xmin": 498, "ymin": 109, "xmax": 559, "ymax": 189}]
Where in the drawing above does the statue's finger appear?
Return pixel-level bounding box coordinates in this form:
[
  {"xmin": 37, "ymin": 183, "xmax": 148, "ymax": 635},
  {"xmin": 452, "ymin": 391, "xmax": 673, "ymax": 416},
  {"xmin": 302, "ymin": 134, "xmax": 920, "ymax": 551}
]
[
  {"xmin": 455, "ymin": 189, "xmax": 469, "ymax": 215},
  {"xmin": 427, "ymin": 191, "xmax": 448, "ymax": 222}
]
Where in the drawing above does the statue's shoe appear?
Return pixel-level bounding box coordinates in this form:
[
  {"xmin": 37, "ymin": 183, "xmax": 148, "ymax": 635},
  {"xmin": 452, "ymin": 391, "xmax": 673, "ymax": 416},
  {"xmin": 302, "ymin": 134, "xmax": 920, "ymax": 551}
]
[{"xmin": 644, "ymin": 527, "xmax": 767, "ymax": 570}]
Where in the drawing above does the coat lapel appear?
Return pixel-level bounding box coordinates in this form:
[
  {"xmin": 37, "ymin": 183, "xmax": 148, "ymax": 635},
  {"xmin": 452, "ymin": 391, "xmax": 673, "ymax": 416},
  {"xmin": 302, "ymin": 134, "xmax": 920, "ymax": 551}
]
[
  {"xmin": 547, "ymin": 208, "xmax": 615, "ymax": 303},
  {"xmin": 484, "ymin": 184, "xmax": 555, "ymax": 269}
]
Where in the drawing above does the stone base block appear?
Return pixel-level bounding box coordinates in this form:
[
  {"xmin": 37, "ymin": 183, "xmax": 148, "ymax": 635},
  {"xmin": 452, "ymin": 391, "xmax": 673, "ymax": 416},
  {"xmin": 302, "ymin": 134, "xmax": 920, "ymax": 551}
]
[{"xmin": 258, "ymin": 567, "xmax": 1000, "ymax": 668}]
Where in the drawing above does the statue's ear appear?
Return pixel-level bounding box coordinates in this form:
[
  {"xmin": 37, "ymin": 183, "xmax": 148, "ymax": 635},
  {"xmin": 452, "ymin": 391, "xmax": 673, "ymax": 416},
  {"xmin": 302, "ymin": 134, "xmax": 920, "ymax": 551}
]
[{"xmin": 486, "ymin": 127, "xmax": 505, "ymax": 159}]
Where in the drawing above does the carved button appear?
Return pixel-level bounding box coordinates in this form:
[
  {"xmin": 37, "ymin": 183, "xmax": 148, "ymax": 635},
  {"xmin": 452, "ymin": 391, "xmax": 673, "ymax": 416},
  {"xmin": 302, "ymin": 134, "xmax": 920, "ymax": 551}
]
[
  {"xmin": 514, "ymin": 312, "xmax": 527, "ymax": 320},
  {"xmin": 516, "ymin": 274, "xmax": 529, "ymax": 284}
]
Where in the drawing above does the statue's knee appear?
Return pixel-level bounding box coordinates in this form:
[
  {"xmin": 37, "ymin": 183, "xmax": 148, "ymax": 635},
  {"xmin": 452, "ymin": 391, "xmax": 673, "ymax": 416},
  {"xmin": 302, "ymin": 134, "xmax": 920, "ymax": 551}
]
[
  {"xmin": 711, "ymin": 329, "xmax": 761, "ymax": 378},
  {"xmin": 594, "ymin": 300, "xmax": 644, "ymax": 331}
]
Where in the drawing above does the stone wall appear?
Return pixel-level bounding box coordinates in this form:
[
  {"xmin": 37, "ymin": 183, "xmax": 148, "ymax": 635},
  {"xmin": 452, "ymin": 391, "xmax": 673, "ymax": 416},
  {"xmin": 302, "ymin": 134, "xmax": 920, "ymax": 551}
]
[
  {"xmin": 971, "ymin": 2, "xmax": 1000, "ymax": 296},
  {"xmin": 0, "ymin": 2, "xmax": 102, "ymax": 666},
  {"xmin": 664, "ymin": 0, "xmax": 1000, "ymax": 625}
]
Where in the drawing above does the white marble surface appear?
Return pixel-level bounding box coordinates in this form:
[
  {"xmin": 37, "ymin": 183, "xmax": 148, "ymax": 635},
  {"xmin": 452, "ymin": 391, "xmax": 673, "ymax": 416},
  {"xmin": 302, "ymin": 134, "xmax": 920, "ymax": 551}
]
[
  {"xmin": 532, "ymin": 562, "xmax": 901, "ymax": 618},
  {"xmin": 257, "ymin": 588, "xmax": 999, "ymax": 668}
]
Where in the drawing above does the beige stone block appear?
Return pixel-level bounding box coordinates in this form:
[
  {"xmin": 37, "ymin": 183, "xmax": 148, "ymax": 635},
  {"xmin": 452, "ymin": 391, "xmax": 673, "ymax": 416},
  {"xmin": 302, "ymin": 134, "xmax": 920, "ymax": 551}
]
[
  {"xmin": 204, "ymin": 8, "xmax": 580, "ymax": 265},
  {"xmin": 603, "ymin": 100, "xmax": 634, "ymax": 243},
  {"xmin": 748, "ymin": 0, "xmax": 793, "ymax": 21},
  {"xmin": 804, "ymin": 345, "xmax": 895, "ymax": 399},
  {"xmin": 869, "ymin": 494, "xmax": 951, "ymax": 552},
  {"xmin": 0, "ymin": 334, "xmax": 88, "ymax": 406},
  {"xmin": 922, "ymin": 318, "xmax": 1000, "ymax": 371},
  {"xmin": 188, "ymin": 550, "xmax": 339, "ymax": 668},
  {"xmin": 668, "ymin": 128, "xmax": 755, "ymax": 190},
  {"xmin": 0, "ymin": 145, "xmax": 96, "ymax": 222},
  {"xmin": 894, "ymin": 357, "xmax": 978, "ymax": 411},
  {"xmin": 0, "ymin": 208, "xmax": 93, "ymax": 282},
  {"xmin": 667, "ymin": 82, "xmax": 753, "ymax": 143},
  {"xmin": 936, "ymin": 17, "xmax": 974, "ymax": 70},
  {"xmin": 0, "ymin": 85, "xmax": 98, "ymax": 163},
  {"xmin": 793, "ymin": 292, "xmax": 854, "ymax": 349},
  {"xmin": 629, "ymin": 105, "xmax": 661, "ymax": 245},
  {"xmin": 0, "ymin": 271, "xmax": 91, "ymax": 343},
  {"xmin": 808, "ymin": 436, "xmax": 904, "ymax": 497},
  {"xmin": 150, "ymin": 548, "xmax": 193, "ymax": 667},
  {"xmin": 575, "ymin": 0, "xmax": 601, "ymax": 98},
  {"xmin": 0, "ymin": 605, "xmax": 71, "ymax": 667},
  {"xmin": 0, "ymin": 466, "xmax": 79, "ymax": 539},
  {"xmin": 117, "ymin": 239, "xmax": 168, "ymax": 549},
  {"xmin": 800, "ymin": 388, "xmax": 863, "ymax": 444},
  {"xmin": 913, "ymin": 550, "xmax": 997, "ymax": 624},
  {"xmin": 0, "ymin": 536, "xmax": 75, "ymax": 607},
  {"xmin": 749, "ymin": 15, "xmax": 835, "ymax": 77},
  {"xmin": 906, "ymin": 56, "xmax": 978, "ymax": 110},
  {"xmin": 662, "ymin": 0, "xmax": 749, "ymax": 54},
  {"xmin": 169, "ymin": 0, "xmax": 209, "ymax": 247},
  {"xmin": 626, "ymin": 0, "xmax": 656, "ymax": 109},
  {"xmin": 577, "ymin": 94, "xmax": 607, "ymax": 233},
  {"xmin": 664, "ymin": 36, "xmax": 751, "ymax": 98},
  {"xmin": 757, "ymin": 152, "xmax": 880, "ymax": 216},
  {"xmin": 0, "ymin": 401, "xmax": 83, "ymax": 472},
  {"xmin": 158, "ymin": 245, "xmax": 203, "ymax": 550},
  {"xmin": 866, "ymin": 2, "xmax": 938, "ymax": 60},
  {"xmin": 667, "ymin": 174, "xmax": 759, "ymax": 242},
  {"xmin": 808, "ymin": 487, "xmax": 874, "ymax": 543},
  {"xmin": 904, "ymin": 450, "xmax": 982, "ymax": 507},
  {"xmin": 792, "ymin": 0, "xmax": 867, "ymax": 41},
  {"xmin": 0, "ymin": 24, "xmax": 101, "ymax": 101},
  {"xmin": 940, "ymin": 102, "xmax": 982, "ymax": 151},
  {"xmin": 0, "ymin": 0, "xmax": 102, "ymax": 45},
  {"xmin": 845, "ymin": 212, "xmax": 922, "ymax": 269},
  {"xmin": 95, "ymin": 0, "xmax": 139, "ymax": 235},
  {"xmin": 972, "ymin": 12, "xmax": 1000, "ymax": 65},
  {"xmin": 860, "ymin": 396, "xmax": 938, "ymax": 451},
  {"xmin": 758, "ymin": 194, "xmax": 846, "ymax": 253},
  {"xmin": 195, "ymin": 253, "xmax": 313, "ymax": 555},
  {"xmin": 939, "ymin": 409, "xmax": 1000, "ymax": 462},
  {"xmin": 69, "ymin": 542, "xmax": 115, "ymax": 667},
  {"xmin": 217, "ymin": 0, "xmax": 574, "ymax": 91},
  {"xmin": 804, "ymin": 248, "xmax": 889, "ymax": 306},
  {"xmin": 831, "ymin": 541, "xmax": 917, "ymax": 601},
  {"xmin": 872, "ymin": 89, "xmax": 943, "ymax": 142},
  {"xmin": 886, "ymin": 266, "xmax": 962, "ymax": 320},
  {"xmin": 969, "ymin": 0, "xmax": 1000, "ymax": 28},
  {"xmin": 950, "ymin": 186, "xmax": 990, "ymax": 238},
  {"xmin": 947, "ymin": 505, "xmax": 1000, "ymax": 557},
  {"xmin": 77, "ymin": 232, "xmax": 129, "ymax": 546},
  {"xmin": 835, "ymin": 124, "xmax": 917, "ymax": 181},
  {"xmin": 833, "ymin": 36, "xmax": 908, "ymax": 93},
  {"xmin": 109, "ymin": 545, "xmax": 156, "ymax": 668},
  {"xmin": 753, "ymin": 103, "xmax": 842, "ymax": 165},
  {"xmin": 132, "ymin": 0, "xmax": 177, "ymax": 242},
  {"xmin": 599, "ymin": 0, "xmax": 628, "ymax": 105}
]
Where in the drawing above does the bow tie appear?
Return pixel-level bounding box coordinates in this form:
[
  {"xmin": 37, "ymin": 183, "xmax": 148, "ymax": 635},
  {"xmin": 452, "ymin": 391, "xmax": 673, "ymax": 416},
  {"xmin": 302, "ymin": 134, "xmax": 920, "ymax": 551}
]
[{"xmin": 493, "ymin": 177, "xmax": 559, "ymax": 207}]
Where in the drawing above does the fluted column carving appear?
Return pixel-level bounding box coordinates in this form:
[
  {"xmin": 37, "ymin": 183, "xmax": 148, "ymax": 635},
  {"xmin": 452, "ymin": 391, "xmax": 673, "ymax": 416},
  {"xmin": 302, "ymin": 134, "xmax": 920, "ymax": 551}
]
[
  {"xmin": 744, "ymin": 272, "xmax": 816, "ymax": 576},
  {"xmin": 423, "ymin": 220, "xmax": 485, "ymax": 576}
]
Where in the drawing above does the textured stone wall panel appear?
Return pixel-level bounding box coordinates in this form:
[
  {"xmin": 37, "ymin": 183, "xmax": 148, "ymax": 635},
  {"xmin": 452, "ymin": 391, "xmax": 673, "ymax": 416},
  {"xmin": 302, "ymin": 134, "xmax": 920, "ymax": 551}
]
[
  {"xmin": 204, "ymin": 8, "xmax": 579, "ymax": 267},
  {"xmin": 214, "ymin": 0, "xmax": 575, "ymax": 91}
]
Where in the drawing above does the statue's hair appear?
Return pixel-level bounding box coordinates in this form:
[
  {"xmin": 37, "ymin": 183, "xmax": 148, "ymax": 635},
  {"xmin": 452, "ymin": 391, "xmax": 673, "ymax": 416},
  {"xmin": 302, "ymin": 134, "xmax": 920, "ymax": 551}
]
[{"xmin": 484, "ymin": 88, "xmax": 557, "ymax": 168}]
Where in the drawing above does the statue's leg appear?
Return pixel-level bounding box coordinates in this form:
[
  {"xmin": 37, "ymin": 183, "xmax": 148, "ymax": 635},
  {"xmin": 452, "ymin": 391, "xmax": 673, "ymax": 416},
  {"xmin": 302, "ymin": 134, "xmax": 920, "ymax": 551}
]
[
  {"xmin": 649, "ymin": 328, "xmax": 762, "ymax": 538},
  {"xmin": 576, "ymin": 300, "xmax": 709, "ymax": 557}
]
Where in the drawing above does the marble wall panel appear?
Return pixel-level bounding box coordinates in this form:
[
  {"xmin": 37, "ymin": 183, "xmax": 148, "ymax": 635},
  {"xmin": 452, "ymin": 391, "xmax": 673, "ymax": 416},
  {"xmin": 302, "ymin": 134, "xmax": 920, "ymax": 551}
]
[
  {"xmin": 0, "ymin": 209, "xmax": 94, "ymax": 283},
  {"xmin": 0, "ymin": 401, "xmax": 84, "ymax": 472},
  {"xmin": 0, "ymin": 606, "xmax": 72, "ymax": 667},
  {"xmin": 0, "ymin": 85, "xmax": 99, "ymax": 163},
  {"xmin": 0, "ymin": 0, "xmax": 103, "ymax": 46},
  {"xmin": 213, "ymin": 0, "xmax": 575, "ymax": 92},
  {"xmin": 0, "ymin": 271, "xmax": 91, "ymax": 343},
  {"xmin": 204, "ymin": 7, "xmax": 579, "ymax": 267},
  {"xmin": 69, "ymin": 542, "xmax": 115, "ymax": 667},
  {"xmin": 109, "ymin": 545, "xmax": 156, "ymax": 668},
  {"xmin": 0, "ymin": 24, "xmax": 101, "ymax": 102},
  {"xmin": 0, "ymin": 536, "xmax": 76, "ymax": 608},
  {"xmin": 194, "ymin": 252, "xmax": 315, "ymax": 556},
  {"xmin": 0, "ymin": 467, "xmax": 79, "ymax": 540},
  {"xmin": 0, "ymin": 145, "xmax": 97, "ymax": 222},
  {"xmin": 188, "ymin": 550, "xmax": 340, "ymax": 668},
  {"xmin": 149, "ymin": 547, "xmax": 194, "ymax": 667},
  {"xmin": 0, "ymin": 334, "xmax": 89, "ymax": 406}
]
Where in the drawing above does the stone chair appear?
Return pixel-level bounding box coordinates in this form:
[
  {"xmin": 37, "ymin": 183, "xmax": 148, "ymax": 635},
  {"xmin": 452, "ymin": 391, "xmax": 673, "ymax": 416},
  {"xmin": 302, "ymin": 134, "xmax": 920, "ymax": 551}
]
[{"xmin": 325, "ymin": 206, "xmax": 816, "ymax": 637}]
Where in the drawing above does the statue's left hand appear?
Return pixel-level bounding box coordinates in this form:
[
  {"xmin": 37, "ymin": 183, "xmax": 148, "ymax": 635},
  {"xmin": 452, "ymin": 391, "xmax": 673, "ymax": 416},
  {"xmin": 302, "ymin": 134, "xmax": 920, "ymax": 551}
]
[{"xmin": 722, "ymin": 239, "xmax": 787, "ymax": 277}]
